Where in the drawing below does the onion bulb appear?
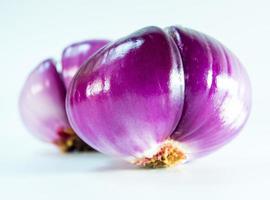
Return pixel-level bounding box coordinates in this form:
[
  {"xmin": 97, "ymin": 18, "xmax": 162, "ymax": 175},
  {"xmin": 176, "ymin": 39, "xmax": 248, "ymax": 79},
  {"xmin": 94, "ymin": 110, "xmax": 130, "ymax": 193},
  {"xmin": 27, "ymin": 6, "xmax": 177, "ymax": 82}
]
[
  {"xmin": 19, "ymin": 40, "xmax": 109, "ymax": 152},
  {"xmin": 66, "ymin": 26, "xmax": 251, "ymax": 167}
]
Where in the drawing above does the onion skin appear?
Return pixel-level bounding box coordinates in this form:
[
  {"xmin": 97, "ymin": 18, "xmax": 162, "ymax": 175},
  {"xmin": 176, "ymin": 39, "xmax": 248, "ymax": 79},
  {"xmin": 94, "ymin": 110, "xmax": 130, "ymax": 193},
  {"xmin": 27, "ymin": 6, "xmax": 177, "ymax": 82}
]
[
  {"xmin": 61, "ymin": 40, "xmax": 110, "ymax": 88},
  {"xmin": 66, "ymin": 26, "xmax": 251, "ymax": 167},
  {"xmin": 66, "ymin": 27, "xmax": 185, "ymax": 158},
  {"xmin": 167, "ymin": 26, "xmax": 252, "ymax": 159},
  {"xmin": 19, "ymin": 59, "xmax": 69, "ymax": 143}
]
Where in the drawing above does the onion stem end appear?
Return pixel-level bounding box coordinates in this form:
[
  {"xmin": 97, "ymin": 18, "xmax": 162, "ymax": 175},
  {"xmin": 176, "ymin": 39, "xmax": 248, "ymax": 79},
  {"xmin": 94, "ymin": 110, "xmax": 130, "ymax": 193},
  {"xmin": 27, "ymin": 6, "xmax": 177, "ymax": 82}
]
[{"xmin": 133, "ymin": 140, "xmax": 186, "ymax": 168}]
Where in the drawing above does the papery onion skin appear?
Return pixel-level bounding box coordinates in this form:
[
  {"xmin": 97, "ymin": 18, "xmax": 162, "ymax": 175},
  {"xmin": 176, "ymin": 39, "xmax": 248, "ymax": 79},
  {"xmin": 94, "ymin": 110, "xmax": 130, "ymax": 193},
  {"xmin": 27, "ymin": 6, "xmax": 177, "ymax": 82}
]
[
  {"xmin": 19, "ymin": 59, "xmax": 70, "ymax": 143},
  {"xmin": 66, "ymin": 26, "xmax": 185, "ymax": 158},
  {"xmin": 61, "ymin": 40, "xmax": 110, "ymax": 88},
  {"xmin": 167, "ymin": 26, "xmax": 252, "ymax": 159}
]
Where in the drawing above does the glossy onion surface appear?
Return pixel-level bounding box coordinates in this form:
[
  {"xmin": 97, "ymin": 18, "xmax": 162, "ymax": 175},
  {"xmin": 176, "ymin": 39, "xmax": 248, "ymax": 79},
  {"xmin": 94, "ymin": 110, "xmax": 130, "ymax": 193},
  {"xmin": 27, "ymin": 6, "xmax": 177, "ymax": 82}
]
[
  {"xmin": 19, "ymin": 59, "xmax": 69, "ymax": 143},
  {"xmin": 167, "ymin": 26, "xmax": 251, "ymax": 159},
  {"xmin": 61, "ymin": 40, "xmax": 109, "ymax": 88},
  {"xmin": 66, "ymin": 25, "xmax": 251, "ymax": 166},
  {"xmin": 66, "ymin": 27, "xmax": 185, "ymax": 158},
  {"xmin": 19, "ymin": 40, "xmax": 109, "ymax": 150}
]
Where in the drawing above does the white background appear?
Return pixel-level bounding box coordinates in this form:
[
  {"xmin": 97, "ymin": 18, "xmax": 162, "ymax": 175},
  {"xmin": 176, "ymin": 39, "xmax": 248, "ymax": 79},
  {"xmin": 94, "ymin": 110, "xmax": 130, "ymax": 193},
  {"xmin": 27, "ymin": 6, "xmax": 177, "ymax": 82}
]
[{"xmin": 0, "ymin": 0, "xmax": 269, "ymax": 199}]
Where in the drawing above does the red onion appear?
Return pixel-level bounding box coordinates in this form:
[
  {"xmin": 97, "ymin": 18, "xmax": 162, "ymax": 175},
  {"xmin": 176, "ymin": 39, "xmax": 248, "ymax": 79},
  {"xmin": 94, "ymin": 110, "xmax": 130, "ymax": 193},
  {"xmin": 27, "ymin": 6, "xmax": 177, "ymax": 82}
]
[
  {"xmin": 66, "ymin": 26, "xmax": 251, "ymax": 168},
  {"xmin": 167, "ymin": 26, "xmax": 252, "ymax": 159},
  {"xmin": 19, "ymin": 40, "xmax": 109, "ymax": 151},
  {"xmin": 61, "ymin": 40, "xmax": 109, "ymax": 88}
]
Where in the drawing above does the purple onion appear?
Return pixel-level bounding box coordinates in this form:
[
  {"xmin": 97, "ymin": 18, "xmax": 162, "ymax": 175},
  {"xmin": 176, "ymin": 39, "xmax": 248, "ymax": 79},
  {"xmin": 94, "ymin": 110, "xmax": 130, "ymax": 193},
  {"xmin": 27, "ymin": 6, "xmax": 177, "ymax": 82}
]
[
  {"xmin": 67, "ymin": 27, "xmax": 184, "ymax": 160},
  {"xmin": 61, "ymin": 40, "xmax": 109, "ymax": 88},
  {"xmin": 65, "ymin": 26, "xmax": 251, "ymax": 168},
  {"xmin": 167, "ymin": 26, "xmax": 252, "ymax": 159},
  {"xmin": 19, "ymin": 59, "xmax": 69, "ymax": 144},
  {"xmin": 19, "ymin": 40, "xmax": 109, "ymax": 151}
]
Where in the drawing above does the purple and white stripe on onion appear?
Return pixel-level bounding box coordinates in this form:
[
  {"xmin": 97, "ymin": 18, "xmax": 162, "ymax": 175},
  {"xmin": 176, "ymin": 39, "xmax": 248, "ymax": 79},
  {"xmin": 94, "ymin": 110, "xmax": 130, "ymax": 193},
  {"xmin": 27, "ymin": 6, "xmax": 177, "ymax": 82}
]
[
  {"xmin": 167, "ymin": 26, "xmax": 252, "ymax": 160},
  {"xmin": 66, "ymin": 26, "xmax": 251, "ymax": 168},
  {"xmin": 19, "ymin": 59, "xmax": 70, "ymax": 144},
  {"xmin": 19, "ymin": 40, "xmax": 109, "ymax": 152}
]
